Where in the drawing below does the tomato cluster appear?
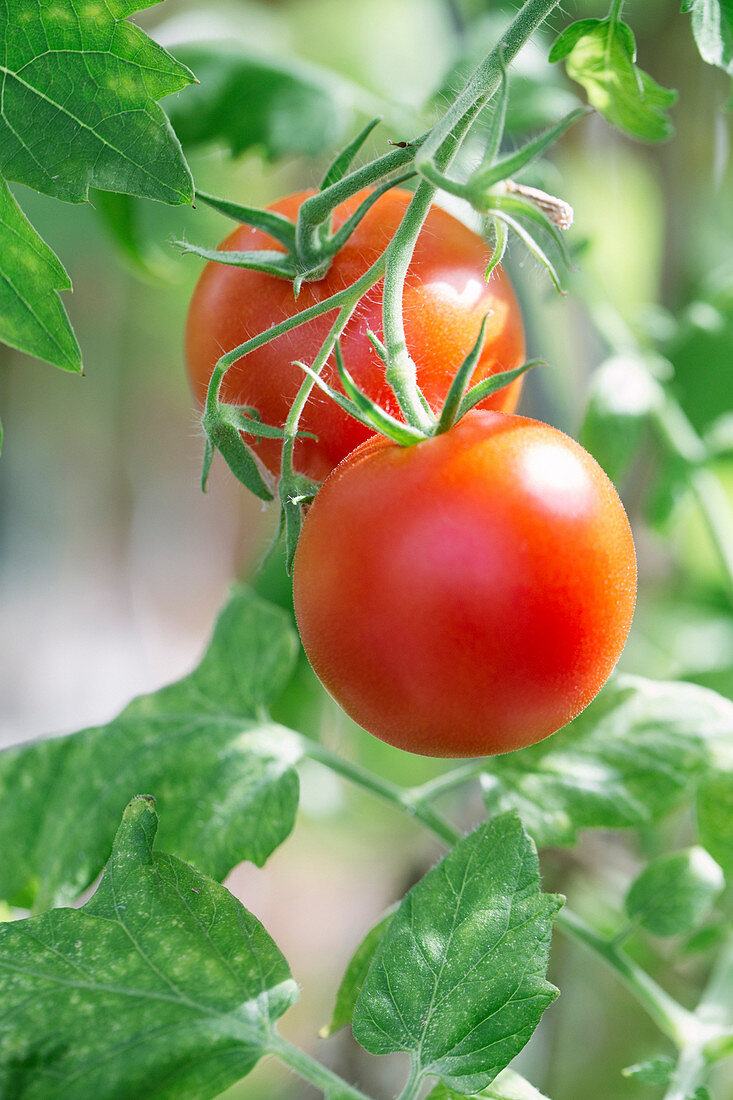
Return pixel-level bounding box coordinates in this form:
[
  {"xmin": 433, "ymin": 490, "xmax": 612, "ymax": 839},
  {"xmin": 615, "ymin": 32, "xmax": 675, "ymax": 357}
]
[
  {"xmin": 186, "ymin": 188, "xmax": 525, "ymax": 482},
  {"xmin": 187, "ymin": 189, "xmax": 636, "ymax": 758}
]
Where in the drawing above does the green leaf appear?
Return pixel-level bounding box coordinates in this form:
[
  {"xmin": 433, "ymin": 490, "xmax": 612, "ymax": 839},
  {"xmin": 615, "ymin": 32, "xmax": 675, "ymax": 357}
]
[
  {"xmin": 0, "ymin": 796, "xmax": 297, "ymax": 1099},
  {"xmin": 429, "ymin": 1068, "xmax": 550, "ymax": 1098},
  {"xmin": 352, "ymin": 814, "xmax": 561, "ymax": 1095},
  {"xmin": 0, "ymin": 0, "xmax": 195, "ymax": 205},
  {"xmin": 684, "ymin": 1, "xmax": 733, "ymax": 75},
  {"xmin": 0, "ymin": 588, "xmax": 303, "ymax": 910},
  {"xmin": 581, "ymin": 354, "xmax": 664, "ymax": 484},
  {"xmin": 550, "ymin": 18, "xmax": 676, "ymax": 142},
  {"xmin": 483, "ymin": 676, "xmax": 732, "ymax": 848},
  {"xmin": 698, "ymin": 772, "xmax": 733, "ymax": 878},
  {"xmin": 622, "ymin": 1056, "xmax": 674, "ymax": 1085},
  {"xmin": 167, "ymin": 42, "xmax": 355, "ymax": 161},
  {"xmin": 321, "ymin": 909, "xmax": 395, "ymax": 1038},
  {"xmin": 625, "ymin": 847, "xmax": 724, "ymax": 936},
  {"xmin": 0, "ymin": 178, "xmax": 81, "ymax": 372}
]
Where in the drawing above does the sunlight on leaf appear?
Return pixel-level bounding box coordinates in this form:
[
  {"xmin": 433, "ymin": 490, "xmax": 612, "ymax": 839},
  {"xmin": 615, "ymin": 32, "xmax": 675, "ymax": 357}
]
[
  {"xmin": 0, "ymin": 797, "xmax": 297, "ymax": 1099},
  {"xmin": 550, "ymin": 18, "xmax": 676, "ymax": 142}
]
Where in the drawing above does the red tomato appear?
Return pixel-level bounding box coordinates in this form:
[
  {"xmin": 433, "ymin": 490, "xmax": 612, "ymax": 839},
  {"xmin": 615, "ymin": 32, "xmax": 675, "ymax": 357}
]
[
  {"xmin": 186, "ymin": 188, "xmax": 525, "ymax": 482},
  {"xmin": 293, "ymin": 411, "xmax": 637, "ymax": 757}
]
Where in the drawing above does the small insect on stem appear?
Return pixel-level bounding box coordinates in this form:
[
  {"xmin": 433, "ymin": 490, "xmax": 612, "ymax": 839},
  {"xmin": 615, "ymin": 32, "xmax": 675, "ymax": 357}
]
[
  {"xmin": 505, "ymin": 179, "xmax": 574, "ymax": 229},
  {"xmin": 388, "ymin": 140, "xmax": 414, "ymax": 149}
]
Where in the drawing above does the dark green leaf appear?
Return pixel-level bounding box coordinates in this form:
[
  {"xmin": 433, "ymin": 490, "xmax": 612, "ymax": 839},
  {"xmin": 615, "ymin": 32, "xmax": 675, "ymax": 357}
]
[
  {"xmin": 0, "ymin": 179, "xmax": 80, "ymax": 372},
  {"xmin": 0, "ymin": 797, "xmax": 297, "ymax": 1099},
  {"xmin": 0, "ymin": 0, "xmax": 194, "ymax": 204},
  {"xmin": 551, "ymin": 18, "xmax": 676, "ymax": 142},
  {"xmin": 622, "ymin": 1056, "xmax": 674, "ymax": 1085},
  {"xmin": 321, "ymin": 909, "xmax": 395, "ymax": 1038},
  {"xmin": 353, "ymin": 815, "xmax": 560, "ymax": 1095},
  {"xmin": 0, "ymin": 588, "xmax": 303, "ymax": 910},
  {"xmin": 429, "ymin": 1070, "xmax": 550, "ymax": 1099},
  {"xmin": 684, "ymin": 1, "xmax": 733, "ymax": 75},
  {"xmin": 483, "ymin": 676, "xmax": 732, "ymax": 848},
  {"xmin": 167, "ymin": 42, "xmax": 355, "ymax": 161},
  {"xmin": 698, "ymin": 772, "xmax": 733, "ymax": 878},
  {"xmin": 625, "ymin": 847, "xmax": 724, "ymax": 936}
]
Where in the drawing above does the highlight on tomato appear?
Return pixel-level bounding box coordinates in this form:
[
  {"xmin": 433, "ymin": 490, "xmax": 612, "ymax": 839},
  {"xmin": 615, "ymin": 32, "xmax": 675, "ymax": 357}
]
[
  {"xmin": 185, "ymin": 188, "xmax": 525, "ymax": 483},
  {"xmin": 293, "ymin": 410, "xmax": 637, "ymax": 758}
]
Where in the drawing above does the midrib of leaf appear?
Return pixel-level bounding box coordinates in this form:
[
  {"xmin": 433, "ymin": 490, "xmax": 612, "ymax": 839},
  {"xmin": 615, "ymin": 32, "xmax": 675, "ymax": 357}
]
[
  {"xmin": 421, "ymin": 850, "xmax": 539, "ymax": 1069},
  {"xmin": 0, "ymin": 64, "xmax": 190, "ymax": 202},
  {"xmin": 415, "ymin": 845, "xmax": 476, "ymax": 1066}
]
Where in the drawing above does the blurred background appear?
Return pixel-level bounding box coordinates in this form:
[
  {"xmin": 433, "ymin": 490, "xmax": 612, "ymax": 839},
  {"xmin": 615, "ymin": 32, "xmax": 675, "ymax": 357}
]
[{"xmin": 1, "ymin": 0, "xmax": 732, "ymax": 1096}]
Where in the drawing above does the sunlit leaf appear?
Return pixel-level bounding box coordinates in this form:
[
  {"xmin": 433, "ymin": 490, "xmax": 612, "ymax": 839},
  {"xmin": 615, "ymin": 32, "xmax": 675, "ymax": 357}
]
[
  {"xmin": 353, "ymin": 814, "xmax": 560, "ymax": 1095},
  {"xmin": 0, "ymin": 0, "xmax": 195, "ymax": 204},
  {"xmin": 550, "ymin": 18, "xmax": 676, "ymax": 142},
  {"xmin": 0, "ymin": 179, "xmax": 80, "ymax": 371},
  {"xmin": 0, "ymin": 797, "xmax": 297, "ymax": 1099},
  {"xmin": 0, "ymin": 589, "xmax": 302, "ymax": 910},
  {"xmin": 483, "ymin": 676, "xmax": 733, "ymax": 848},
  {"xmin": 429, "ymin": 1069, "xmax": 550, "ymax": 1099},
  {"xmin": 683, "ymin": 0, "xmax": 733, "ymax": 76}
]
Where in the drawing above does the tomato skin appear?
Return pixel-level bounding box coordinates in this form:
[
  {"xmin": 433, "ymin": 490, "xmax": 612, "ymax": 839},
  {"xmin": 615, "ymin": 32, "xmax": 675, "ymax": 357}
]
[
  {"xmin": 293, "ymin": 411, "xmax": 637, "ymax": 758},
  {"xmin": 185, "ymin": 189, "xmax": 525, "ymax": 483}
]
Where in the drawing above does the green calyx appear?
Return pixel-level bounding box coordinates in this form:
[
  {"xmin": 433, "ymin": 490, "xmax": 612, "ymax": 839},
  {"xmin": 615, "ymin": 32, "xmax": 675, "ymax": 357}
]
[
  {"xmin": 414, "ymin": 59, "xmax": 589, "ymax": 294},
  {"xmin": 180, "ymin": 123, "xmax": 418, "ymax": 288}
]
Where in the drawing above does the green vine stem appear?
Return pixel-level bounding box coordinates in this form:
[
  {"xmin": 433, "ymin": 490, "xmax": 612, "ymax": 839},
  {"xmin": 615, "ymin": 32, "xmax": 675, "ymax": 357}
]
[
  {"xmin": 556, "ymin": 907, "xmax": 699, "ymax": 1049},
  {"xmin": 662, "ymin": 936, "xmax": 733, "ymax": 1100},
  {"xmin": 267, "ymin": 1032, "xmax": 372, "ymax": 1100},
  {"xmin": 302, "ymin": 740, "xmax": 460, "ymax": 847},
  {"xmin": 380, "ymin": 0, "xmax": 562, "ymax": 429},
  {"xmin": 394, "ymin": 1057, "xmax": 422, "ymax": 1100}
]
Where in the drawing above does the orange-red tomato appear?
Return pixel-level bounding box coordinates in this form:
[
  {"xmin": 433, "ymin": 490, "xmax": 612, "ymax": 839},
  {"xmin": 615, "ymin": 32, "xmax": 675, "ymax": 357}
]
[
  {"xmin": 186, "ymin": 188, "xmax": 525, "ymax": 482},
  {"xmin": 293, "ymin": 411, "xmax": 637, "ymax": 758}
]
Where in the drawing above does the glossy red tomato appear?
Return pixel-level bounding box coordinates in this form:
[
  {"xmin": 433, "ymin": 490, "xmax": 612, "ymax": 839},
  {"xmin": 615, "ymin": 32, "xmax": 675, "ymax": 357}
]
[
  {"xmin": 186, "ymin": 188, "xmax": 525, "ymax": 482},
  {"xmin": 293, "ymin": 411, "xmax": 637, "ymax": 757}
]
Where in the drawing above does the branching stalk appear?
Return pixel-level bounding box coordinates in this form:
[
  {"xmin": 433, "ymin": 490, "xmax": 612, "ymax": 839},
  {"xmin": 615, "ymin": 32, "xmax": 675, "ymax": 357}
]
[{"xmin": 381, "ymin": 0, "xmax": 563, "ymax": 428}]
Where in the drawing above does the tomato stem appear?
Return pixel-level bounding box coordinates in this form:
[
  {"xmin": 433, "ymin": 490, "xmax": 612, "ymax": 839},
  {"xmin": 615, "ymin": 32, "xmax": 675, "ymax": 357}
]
[
  {"xmin": 381, "ymin": 0, "xmax": 563, "ymax": 427},
  {"xmin": 267, "ymin": 1033, "xmax": 373, "ymax": 1099}
]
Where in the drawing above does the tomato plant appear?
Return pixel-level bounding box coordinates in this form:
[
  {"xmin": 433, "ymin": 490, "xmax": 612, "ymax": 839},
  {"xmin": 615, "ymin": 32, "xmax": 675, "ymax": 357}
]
[
  {"xmin": 293, "ymin": 410, "xmax": 637, "ymax": 757},
  {"xmin": 185, "ymin": 188, "xmax": 525, "ymax": 481},
  {"xmin": 3, "ymin": 1, "xmax": 733, "ymax": 1099}
]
